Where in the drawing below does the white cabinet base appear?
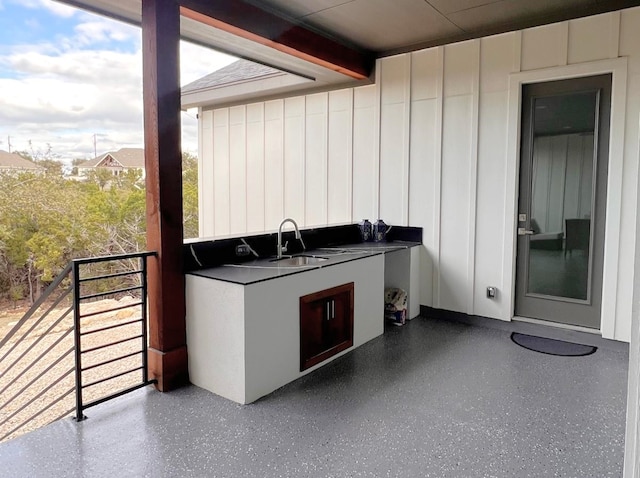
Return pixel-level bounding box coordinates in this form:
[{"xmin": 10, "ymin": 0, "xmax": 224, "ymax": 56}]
[{"xmin": 186, "ymin": 255, "xmax": 385, "ymax": 404}]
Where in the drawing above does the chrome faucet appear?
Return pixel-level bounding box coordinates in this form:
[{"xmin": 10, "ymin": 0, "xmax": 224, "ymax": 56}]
[{"xmin": 277, "ymin": 218, "xmax": 306, "ymax": 259}]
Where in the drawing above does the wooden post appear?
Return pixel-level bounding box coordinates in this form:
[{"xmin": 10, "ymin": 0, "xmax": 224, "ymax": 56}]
[{"xmin": 142, "ymin": 0, "xmax": 188, "ymax": 391}]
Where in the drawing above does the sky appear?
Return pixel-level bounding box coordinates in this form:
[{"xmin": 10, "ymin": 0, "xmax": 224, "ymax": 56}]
[{"xmin": 0, "ymin": 0, "xmax": 236, "ymax": 162}]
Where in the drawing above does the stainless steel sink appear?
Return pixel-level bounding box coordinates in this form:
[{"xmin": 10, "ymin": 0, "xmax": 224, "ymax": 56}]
[
  {"xmin": 312, "ymin": 248, "xmax": 348, "ymax": 255},
  {"xmin": 270, "ymin": 255, "xmax": 329, "ymax": 266},
  {"xmin": 314, "ymin": 248, "xmax": 371, "ymax": 256}
]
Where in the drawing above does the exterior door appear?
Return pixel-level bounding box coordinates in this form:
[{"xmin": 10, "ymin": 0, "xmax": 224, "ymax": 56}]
[{"xmin": 515, "ymin": 74, "xmax": 611, "ymax": 329}]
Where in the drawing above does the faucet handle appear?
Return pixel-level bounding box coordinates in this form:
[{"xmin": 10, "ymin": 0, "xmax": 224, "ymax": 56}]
[{"xmin": 282, "ymin": 241, "xmax": 288, "ymax": 253}]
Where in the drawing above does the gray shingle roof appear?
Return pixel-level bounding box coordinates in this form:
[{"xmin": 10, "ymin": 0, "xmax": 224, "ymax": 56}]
[
  {"xmin": 182, "ymin": 59, "xmax": 283, "ymax": 94},
  {"xmin": 80, "ymin": 148, "xmax": 145, "ymax": 169},
  {"xmin": 0, "ymin": 150, "xmax": 44, "ymax": 170}
]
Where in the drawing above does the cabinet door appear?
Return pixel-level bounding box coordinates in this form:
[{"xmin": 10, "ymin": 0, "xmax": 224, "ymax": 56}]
[{"xmin": 300, "ymin": 283, "xmax": 354, "ymax": 371}]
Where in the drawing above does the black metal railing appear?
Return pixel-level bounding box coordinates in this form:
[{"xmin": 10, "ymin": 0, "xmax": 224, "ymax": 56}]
[
  {"xmin": 72, "ymin": 252, "xmax": 157, "ymax": 420},
  {"xmin": 0, "ymin": 263, "xmax": 75, "ymax": 441},
  {"xmin": 0, "ymin": 251, "xmax": 157, "ymax": 441}
]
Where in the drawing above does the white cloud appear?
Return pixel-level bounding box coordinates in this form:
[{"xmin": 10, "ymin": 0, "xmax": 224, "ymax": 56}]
[
  {"xmin": 24, "ymin": 18, "xmax": 40, "ymax": 30},
  {"xmin": 0, "ymin": 3, "xmax": 236, "ymax": 161},
  {"xmin": 0, "ymin": 42, "xmax": 142, "ymax": 159},
  {"xmin": 42, "ymin": 0, "xmax": 76, "ymax": 17},
  {"xmin": 71, "ymin": 17, "xmax": 140, "ymax": 47},
  {"xmin": 5, "ymin": 48, "xmax": 142, "ymax": 82},
  {"xmin": 10, "ymin": 0, "xmax": 77, "ymax": 18}
]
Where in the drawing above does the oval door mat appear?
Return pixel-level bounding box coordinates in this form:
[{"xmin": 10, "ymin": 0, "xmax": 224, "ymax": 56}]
[{"xmin": 510, "ymin": 332, "xmax": 597, "ymax": 357}]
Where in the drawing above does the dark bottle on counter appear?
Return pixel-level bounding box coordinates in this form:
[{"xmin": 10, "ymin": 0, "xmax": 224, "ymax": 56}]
[
  {"xmin": 373, "ymin": 219, "xmax": 388, "ymax": 242},
  {"xmin": 359, "ymin": 219, "xmax": 372, "ymax": 242}
]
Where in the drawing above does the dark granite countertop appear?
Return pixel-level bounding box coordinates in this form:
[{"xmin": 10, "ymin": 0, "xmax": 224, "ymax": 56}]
[{"xmin": 188, "ymin": 241, "xmax": 420, "ymax": 285}]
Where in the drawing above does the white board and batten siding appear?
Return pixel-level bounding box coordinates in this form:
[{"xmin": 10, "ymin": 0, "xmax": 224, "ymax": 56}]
[
  {"xmin": 198, "ymin": 7, "xmax": 640, "ymax": 343},
  {"xmin": 200, "ymin": 91, "xmax": 358, "ymax": 236}
]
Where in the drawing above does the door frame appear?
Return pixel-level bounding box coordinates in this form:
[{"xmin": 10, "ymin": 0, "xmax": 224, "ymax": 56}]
[
  {"xmin": 515, "ymin": 75, "xmax": 610, "ymax": 329},
  {"xmin": 504, "ymin": 57, "xmax": 628, "ymax": 340}
]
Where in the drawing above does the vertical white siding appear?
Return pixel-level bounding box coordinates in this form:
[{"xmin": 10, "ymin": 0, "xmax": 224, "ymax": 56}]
[
  {"xmin": 616, "ymin": 8, "xmax": 640, "ymax": 341},
  {"xmin": 409, "ymin": 48, "xmax": 440, "ymax": 307},
  {"xmin": 229, "ymin": 106, "xmax": 247, "ymax": 235},
  {"xmin": 521, "ymin": 23, "xmax": 567, "ymax": 71},
  {"xmin": 264, "ymin": 100, "xmax": 284, "ymax": 231},
  {"xmin": 284, "ymin": 97, "xmax": 306, "ymax": 222},
  {"xmin": 568, "ymin": 13, "xmax": 617, "ymax": 64},
  {"xmin": 305, "ymin": 93, "xmax": 328, "ymax": 227},
  {"xmin": 199, "ymin": 109, "xmax": 215, "ymax": 237},
  {"xmin": 198, "ymin": 7, "xmax": 640, "ymax": 342},
  {"xmin": 327, "ymin": 89, "xmax": 353, "ymax": 225},
  {"xmin": 473, "ymin": 33, "xmax": 513, "ymax": 319},
  {"xmin": 352, "ymin": 85, "xmax": 378, "ymax": 222},
  {"xmin": 246, "ymin": 104, "xmax": 265, "ymax": 233},
  {"xmin": 438, "ymin": 41, "xmax": 476, "ymax": 313},
  {"xmin": 212, "ymin": 109, "xmax": 230, "ymax": 236},
  {"xmin": 379, "ymin": 54, "xmax": 411, "ymax": 225}
]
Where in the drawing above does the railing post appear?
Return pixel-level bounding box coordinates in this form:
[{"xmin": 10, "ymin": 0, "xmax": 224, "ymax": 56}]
[
  {"xmin": 141, "ymin": 255, "xmax": 149, "ymax": 384},
  {"xmin": 72, "ymin": 260, "xmax": 85, "ymax": 421}
]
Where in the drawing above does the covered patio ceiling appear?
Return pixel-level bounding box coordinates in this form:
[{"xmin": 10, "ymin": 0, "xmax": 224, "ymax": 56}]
[{"xmin": 59, "ymin": 0, "xmax": 640, "ymax": 91}]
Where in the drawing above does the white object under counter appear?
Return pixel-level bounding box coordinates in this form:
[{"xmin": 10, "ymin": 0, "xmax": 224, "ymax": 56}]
[
  {"xmin": 186, "ymin": 254, "xmax": 385, "ymax": 404},
  {"xmin": 383, "ymin": 247, "xmax": 421, "ymax": 319}
]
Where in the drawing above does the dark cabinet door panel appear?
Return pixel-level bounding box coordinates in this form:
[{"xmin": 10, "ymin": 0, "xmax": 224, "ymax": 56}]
[{"xmin": 300, "ymin": 283, "xmax": 354, "ymax": 371}]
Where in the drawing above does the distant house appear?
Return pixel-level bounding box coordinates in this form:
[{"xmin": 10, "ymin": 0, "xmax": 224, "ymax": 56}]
[
  {"xmin": 0, "ymin": 150, "xmax": 44, "ymax": 173},
  {"xmin": 78, "ymin": 148, "xmax": 145, "ymax": 177}
]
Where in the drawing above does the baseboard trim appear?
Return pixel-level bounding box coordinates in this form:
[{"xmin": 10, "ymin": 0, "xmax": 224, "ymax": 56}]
[
  {"xmin": 419, "ymin": 306, "xmax": 628, "ymax": 353},
  {"xmin": 513, "ymin": 315, "xmax": 601, "ymax": 335}
]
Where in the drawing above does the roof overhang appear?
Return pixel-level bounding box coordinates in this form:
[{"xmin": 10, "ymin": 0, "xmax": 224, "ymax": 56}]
[
  {"xmin": 181, "ymin": 69, "xmax": 311, "ymax": 109},
  {"xmin": 56, "ymin": 0, "xmax": 375, "ymax": 94},
  {"xmin": 56, "ymin": 0, "xmax": 640, "ymax": 106}
]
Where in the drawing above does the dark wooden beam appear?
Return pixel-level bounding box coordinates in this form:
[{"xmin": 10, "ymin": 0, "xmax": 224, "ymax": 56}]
[
  {"xmin": 179, "ymin": 0, "xmax": 373, "ymax": 80},
  {"xmin": 142, "ymin": 0, "xmax": 188, "ymax": 392}
]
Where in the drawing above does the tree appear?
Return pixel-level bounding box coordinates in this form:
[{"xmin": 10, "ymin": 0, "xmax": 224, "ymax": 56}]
[
  {"xmin": 182, "ymin": 152, "xmax": 199, "ymax": 240},
  {"xmin": 15, "ymin": 142, "xmax": 65, "ymax": 176},
  {"xmin": 70, "ymin": 158, "xmax": 87, "ymax": 176},
  {"xmin": 0, "ymin": 151, "xmax": 199, "ymax": 304},
  {"xmin": 0, "ymin": 171, "xmax": 87, "ymax": 302}
]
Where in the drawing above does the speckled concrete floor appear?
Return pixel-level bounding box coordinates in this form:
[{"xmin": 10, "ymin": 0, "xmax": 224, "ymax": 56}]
[{"xmin": 0, "ymin": 316, "xmax": 629, "ymax": 478}]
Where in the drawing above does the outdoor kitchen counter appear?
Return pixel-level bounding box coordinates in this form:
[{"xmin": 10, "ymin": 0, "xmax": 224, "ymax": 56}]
[
  {"xmin": 187, "ymin": 241, "xmax": 421, "ymax": 285},
  {"xmin": 186, "ymin": 240, "xmax": 421, "ymax": 405}
]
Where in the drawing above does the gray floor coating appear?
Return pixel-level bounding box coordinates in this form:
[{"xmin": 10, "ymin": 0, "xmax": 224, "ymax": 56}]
[{"xmin": 0, "ymin": 316, "xmax": 629, "ymax": 478}]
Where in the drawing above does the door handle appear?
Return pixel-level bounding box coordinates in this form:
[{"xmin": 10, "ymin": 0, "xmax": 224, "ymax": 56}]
[
  {"xmin": 518, "ymin": 227, "xmax": 535, "ymax": 236},
  {"xmin": 325, "ymin": 300, "xmax": 335, "ymax": 320}
]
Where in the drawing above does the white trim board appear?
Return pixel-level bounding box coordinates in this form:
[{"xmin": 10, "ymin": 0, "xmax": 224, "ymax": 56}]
[
  {"xmin": 504, "ymin": 57, "xmax": 629, "ymax": 341},
  {"xmin": 513, "ymin": 316, "xmax": 602, "ymax": 335}
]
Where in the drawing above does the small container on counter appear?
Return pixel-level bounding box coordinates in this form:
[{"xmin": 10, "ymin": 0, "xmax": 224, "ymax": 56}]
[
  {"xmin": 373, "ymin": 219, "xmax": 389, "ymax": 242},
  {"xmin": 359, "ymin": 219, "xmax": 373, "ymax": 242}
]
